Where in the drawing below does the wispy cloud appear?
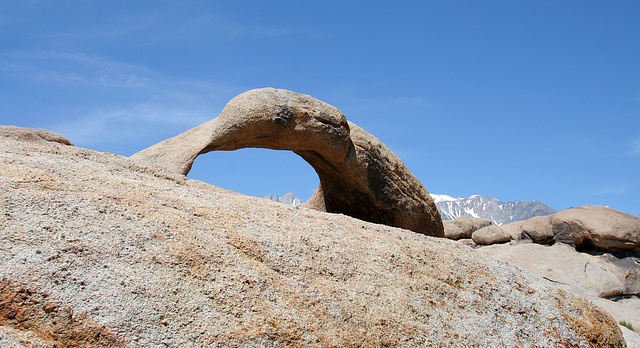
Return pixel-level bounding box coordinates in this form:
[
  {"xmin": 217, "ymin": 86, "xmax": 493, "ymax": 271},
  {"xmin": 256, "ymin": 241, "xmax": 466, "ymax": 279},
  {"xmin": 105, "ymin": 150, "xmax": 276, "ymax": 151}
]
[
  {"xmin": 46, "ymin": 13, "xmax": 162, "ymax": 43},
  {"xmin": 1, "ymin": 50, "xmax": 155, "ymax": 87},
  {"xmin": 591, "ymin": 186, "xmax": 627, "ymax": 196},
  {"xmin": 1, "ymin": 48, "xmax": 236, "ymax": 154},
  {"xmin": 325, "ymin": 86, "xmax": 438, "ymax": 120},
  {"xmin": 43, "ymin": 10, "xmax": 291, "ymax": 47},
  {"xmin": 369, "ymin": 95, "xmax": 437, "ymax": 110},
  {"xmin": 54, "ymin": 102, "xmax": 213, "ymax": 152},
  {"xmin": 167, "ymin": 13, "xmax": 291, "ymax": 41}
]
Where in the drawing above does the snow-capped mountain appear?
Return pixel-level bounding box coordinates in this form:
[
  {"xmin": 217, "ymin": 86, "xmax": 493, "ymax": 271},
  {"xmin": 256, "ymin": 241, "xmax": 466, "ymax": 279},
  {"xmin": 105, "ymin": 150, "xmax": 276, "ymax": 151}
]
[
  {"xmin": 262, "ymin": 191, "xmax": 555, "ymax": 226},
  {"xmin": 431, "ymin": 194, "xmax": 556, "ymax": 225},
  {"xmin": 262, "ymin": 191, "xmax": 303, "ymax": 207}
]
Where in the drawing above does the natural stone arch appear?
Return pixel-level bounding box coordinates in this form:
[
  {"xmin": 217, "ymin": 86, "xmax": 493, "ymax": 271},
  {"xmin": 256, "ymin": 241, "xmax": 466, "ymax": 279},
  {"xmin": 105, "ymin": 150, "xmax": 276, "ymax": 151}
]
[{"xmin": 131, "ymin": 88, "xmax": 444, "ymax": 237}]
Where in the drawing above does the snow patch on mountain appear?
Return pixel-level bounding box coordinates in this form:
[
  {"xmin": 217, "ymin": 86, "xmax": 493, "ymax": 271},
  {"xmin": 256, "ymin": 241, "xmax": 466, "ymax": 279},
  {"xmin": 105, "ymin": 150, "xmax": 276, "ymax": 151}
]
[
  {"xmin": 431, "ymin": 194, "xmax": 462, "ymax": 203},
  {"xmin": 262, "ymin": 192, "xmax": 555, "ymax": 226},
  {"xmin": 262, "ymin": 191, "xmax": 303, "ymax": 207},
  {"xmin": 431, "ymin": 194, "xmax": 556, "ymax": 226}
]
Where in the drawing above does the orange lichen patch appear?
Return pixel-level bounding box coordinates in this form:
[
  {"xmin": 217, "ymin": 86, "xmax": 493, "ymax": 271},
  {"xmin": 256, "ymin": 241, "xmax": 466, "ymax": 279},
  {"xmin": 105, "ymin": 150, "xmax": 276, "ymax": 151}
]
[
  {"xmin": 0, "ymin": 278, "xmax": 125, "ymax": 348},
  {"xmin": 552, "ymin": 289, "xmax": 625, "ymax": 348}
]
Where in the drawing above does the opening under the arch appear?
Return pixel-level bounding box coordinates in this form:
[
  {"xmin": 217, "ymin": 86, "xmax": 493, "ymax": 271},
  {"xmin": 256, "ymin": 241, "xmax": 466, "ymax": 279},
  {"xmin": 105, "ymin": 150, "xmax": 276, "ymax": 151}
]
[{"xmin": 187, "ymin": 148, "xmax": 319, "ymax": 203}]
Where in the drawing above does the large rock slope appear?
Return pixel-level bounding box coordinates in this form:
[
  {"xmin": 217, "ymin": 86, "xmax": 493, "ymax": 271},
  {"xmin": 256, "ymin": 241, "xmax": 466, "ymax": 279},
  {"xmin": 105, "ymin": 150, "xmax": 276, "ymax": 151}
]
[
  {"xmin": 0, "ymin": 127, "xmax": 624, "ymax": 347},
  {"xmin": 480, "ymin": 242, "xmax": 640, "ymax": 332}
]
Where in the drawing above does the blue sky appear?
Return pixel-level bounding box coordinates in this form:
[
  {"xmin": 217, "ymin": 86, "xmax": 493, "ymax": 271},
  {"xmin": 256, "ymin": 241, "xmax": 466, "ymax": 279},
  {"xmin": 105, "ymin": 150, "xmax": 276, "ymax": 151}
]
[{"xmin": 1, "ymin": 1, "xmax": 639, "ymax": 215}]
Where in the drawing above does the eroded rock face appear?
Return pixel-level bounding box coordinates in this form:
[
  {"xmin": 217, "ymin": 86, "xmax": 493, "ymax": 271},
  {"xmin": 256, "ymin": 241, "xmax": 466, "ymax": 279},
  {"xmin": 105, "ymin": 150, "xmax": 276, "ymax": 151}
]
[
  {"xmin": 472, "ymin": 225, "xmax": 511, "ymax": 245},
  {"xmin": 131, "ymin": 88, "xmax": 444, "ymax": 236},
  {"xmin": 552, "ymin": 205, "xmax": 640, "ymax": 251},
  {"xmin": 479, "ymin": 242, "xmax": 640, "ymax": 334},
  {"xmin": 0, "ymin": 125, "xmax": 73, "ymax": 146},
  {"xmin": 0, "ymin": 132, "xmax": 625, "ymax": 347},
  {"xmin": 0, "ymin": 278, "xmax": 125, "ymax": 347},
  {"xmin": 521, "ymin": 215, "xmax": 555, "ymax": 244},
  {"xmin": 501, "ymin": 220, "xmax": 526, "ymax": 240},
  {"xmin": 461, "ymin": 205, "xmax": 640, "ymax": 252},
  {"xmin": 443, "ymin": 216, "xmax": 491, "ymax": 239}
]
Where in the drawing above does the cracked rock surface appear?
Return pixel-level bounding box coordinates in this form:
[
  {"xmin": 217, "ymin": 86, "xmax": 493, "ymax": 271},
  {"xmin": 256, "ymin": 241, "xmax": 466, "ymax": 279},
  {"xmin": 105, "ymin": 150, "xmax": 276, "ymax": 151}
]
[{"xmin": 480, "ymin": 241, "xmax": 640, "ymax": 338}]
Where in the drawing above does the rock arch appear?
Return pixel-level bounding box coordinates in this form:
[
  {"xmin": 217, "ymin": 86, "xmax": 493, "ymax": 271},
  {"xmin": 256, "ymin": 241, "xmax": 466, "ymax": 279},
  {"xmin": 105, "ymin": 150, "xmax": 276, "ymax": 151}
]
[{"xmin": 131, "ymin": 88, "xmax": 444, "ymax": 236}]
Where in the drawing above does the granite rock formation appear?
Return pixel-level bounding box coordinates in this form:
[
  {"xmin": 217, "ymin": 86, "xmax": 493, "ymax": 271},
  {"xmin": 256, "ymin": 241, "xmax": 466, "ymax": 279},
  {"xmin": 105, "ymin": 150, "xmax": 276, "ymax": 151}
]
[
  {"xmin": 521, "ymin": 215, "xmax": 555, "ymax": 244},
  {"xmin": 469, "ymin": 205, "xmax": 640, "ymax": 251},
  {"xmin": 552, "ymin": 205, "xmax": 640, "ymax": 251},
  {"xmin": 0, "ymin": 126, "xmax": 625, "ymax": 347},
  {"xmin": 131, "ymin": 88, "xmax": 443, "ymax": 236},
  {"xmin": 0, "ymin": 125, "xmax": 73, "ymax": 146},
  {"xmin": 480, "ymin": 242, "xmax": 640, "ymax": 338},
  {"xmin": 467, "ymin": 205, "xmax": 640, "ymax": 339},
  {"xmin": 472, "ymin": 225, "xmax": 511, "ymax": 245},
  {"xmin": 443, "ymin": 216, "xmax": 491, "ymax": 240}
]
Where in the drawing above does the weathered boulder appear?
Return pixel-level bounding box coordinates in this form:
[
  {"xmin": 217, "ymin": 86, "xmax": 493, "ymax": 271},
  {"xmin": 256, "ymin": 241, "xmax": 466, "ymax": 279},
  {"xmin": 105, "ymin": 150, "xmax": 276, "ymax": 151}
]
[
  {"xmin": 501, "ymin": 220, "xmax": 526, "ymax": 240},
  {"xmin": 472, "ymin": 225, "xmax": 511, "ymax": 245},
  {"xmin": 443, "ymin": 220, "xmax": 464, "ymax": 239},
  {"xmin": 0, "ymin": 125, "xmax": 73, "ymax": 146},
  {"xmin": 480, "ymin": 205, "xmax": 640, "ymax": 251},
  {"xmin": 522, "ymin": 215, "xmax": 555, "ymax": 244},
  {"xmin": 443, "ymin": 216, "xmax": 491, "ymax": 239},
  {"xmin": 552, "ymin": 205, "xmax": 640, "ymax": 251},
  {"xmin": 131, "ymin": 88, "xmax": 443, "ymax": 237},
  {"xmin": 0, "ymin": 128, "xmax": 625, "ymax": 347}
]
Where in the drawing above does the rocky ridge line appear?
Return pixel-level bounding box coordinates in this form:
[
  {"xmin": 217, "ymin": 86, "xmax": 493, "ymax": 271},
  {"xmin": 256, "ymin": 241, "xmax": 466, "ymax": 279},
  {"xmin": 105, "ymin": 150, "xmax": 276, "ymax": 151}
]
[
  {"xmin": 261, "ymin": 192, "xmax": 303, "ymax": 207},
  {"xmin": 432, "ymin": 194, "xmax": 557, "ymax": 225}
]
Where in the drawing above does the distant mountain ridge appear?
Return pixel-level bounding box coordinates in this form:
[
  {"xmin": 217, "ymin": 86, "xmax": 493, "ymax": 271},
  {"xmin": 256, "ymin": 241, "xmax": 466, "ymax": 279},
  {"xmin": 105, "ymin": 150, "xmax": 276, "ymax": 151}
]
[
  {"xmin": 262, "ymin": 191, "xmax": 556, "ymax": 226},
  {"xmin": 432, "ymin": 194, "xmax": 556, "ymax": 225},
  {"xmin": 261, "ymin": 191, "xmax": 303, "ymax": 207}
]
